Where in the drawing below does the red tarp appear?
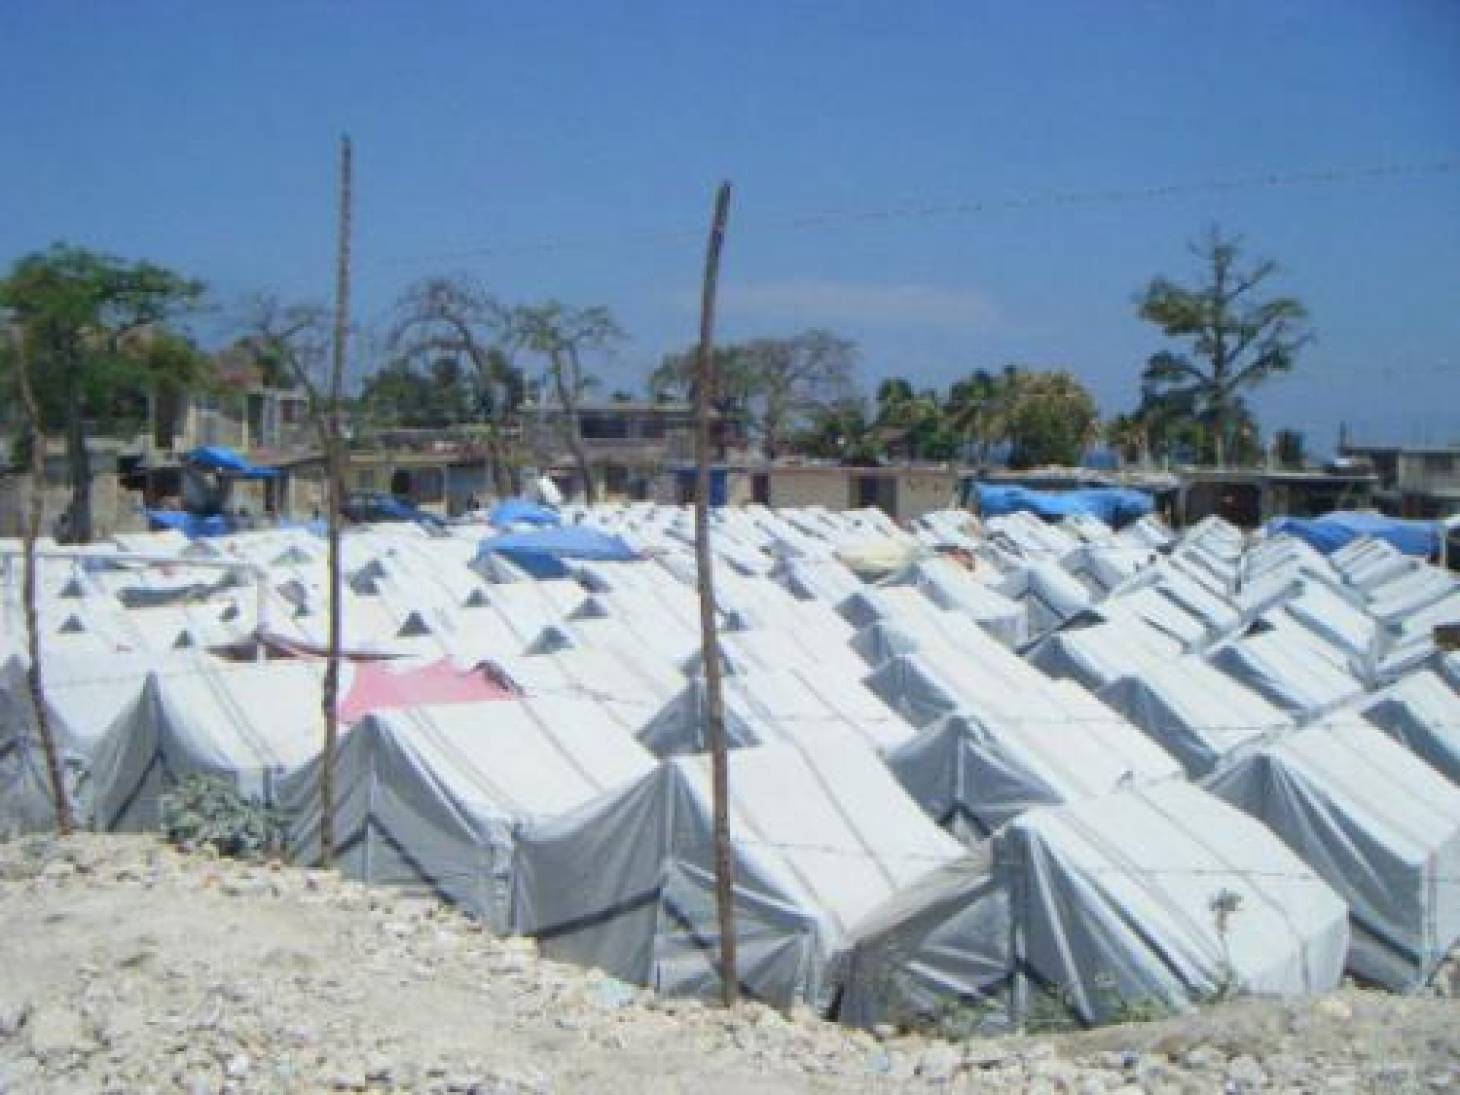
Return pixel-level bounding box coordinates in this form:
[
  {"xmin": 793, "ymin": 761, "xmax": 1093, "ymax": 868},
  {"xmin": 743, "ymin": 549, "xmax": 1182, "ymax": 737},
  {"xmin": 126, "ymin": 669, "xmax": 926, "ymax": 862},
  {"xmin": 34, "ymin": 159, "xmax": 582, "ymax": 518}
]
[{"xmin": 339, "ymin": 658, "xmax": 515, "ymax": 723}]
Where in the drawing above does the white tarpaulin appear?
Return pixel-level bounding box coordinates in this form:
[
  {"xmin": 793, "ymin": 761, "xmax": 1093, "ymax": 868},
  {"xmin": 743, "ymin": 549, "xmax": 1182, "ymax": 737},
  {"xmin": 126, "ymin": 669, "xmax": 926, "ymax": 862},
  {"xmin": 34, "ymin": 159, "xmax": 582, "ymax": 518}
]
[
  {"xmin": 839, "ymin": 781, "xmax": 1348, "ymax": 1029},
  {"xmin": 1209, "ymin": 718, "xmax": 1460, "ymax": 990},
  {"xmin": 513, "ymin": 743, "xmax": 963, "ymax": 1009},
  {"xmin": 89, "ymin": 661, "xmax": 329, "ymax": 832},
  {"xmin": 283, "ymin": 697, "xmax": 656, "ymax": 931}
]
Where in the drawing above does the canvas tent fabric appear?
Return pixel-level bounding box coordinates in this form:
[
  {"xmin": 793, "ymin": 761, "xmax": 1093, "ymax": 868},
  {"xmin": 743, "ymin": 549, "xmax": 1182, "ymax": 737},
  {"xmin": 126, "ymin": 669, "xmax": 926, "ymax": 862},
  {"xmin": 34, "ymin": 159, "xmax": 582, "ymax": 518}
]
[
  {"xmin": 1024, "ymin": 612, "xmax": 1185, "ymax": 693},
  {"xmin": 0, "ymin": 656, "xmax": 89, "ymax": 836},
  {"xmin": 885, "ymin": 681, "xmax": 1182, "ymax": 840},
  {"xmin": 1269, "ymin": 512, "xmax": 1442, "ymax": 559},
  {"xmin": 994, "ymin": 563, "xmax": 1093, "ymax": 637},
  {"xmin": 839, "ymin": 781, "xmax": 1348, "ymax": 1029},
  {"xmin": 1208, "ymin": 627, "xmax": 1365, "ymax": 721},
  {"xmin": 1097, "ymin": 657, "xmax": 1295, "ymax": 778},
  {"xmin": 89, "ymin": 662, "xmax": 330, "ymax": 832},
  {"xmin": 1356, "ymin": 671, "xmax": 1460, "ymax": 786},
  {"xmin": 283, "ymin": 698, "xmax": 656, "ymax": 931},
  {"xmin": 1208, "ymin": 718, "xmax": 1460, "ymax": 991},
  {"xmin": 513, "ymin": 744, "xmax": 964, "ymax": 1009},
  {"xmin": 636, "ymin": 668, "xmax": 913, "ymax": 758}
]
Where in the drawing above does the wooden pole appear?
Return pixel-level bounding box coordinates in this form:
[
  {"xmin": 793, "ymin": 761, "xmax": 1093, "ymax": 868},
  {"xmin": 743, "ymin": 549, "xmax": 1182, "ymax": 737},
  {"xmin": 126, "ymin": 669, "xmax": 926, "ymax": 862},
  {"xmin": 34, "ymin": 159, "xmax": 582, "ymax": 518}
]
[
  {"xmin": 9, "ymin": 326, "xmax": 74, "ymax": 833},
  {"xmin": 320, "ymin": 133, "xmax": 353, "ymax": 867},
  {"xmin": 692, "ymin": 181, "xmax": 736, "ymax": 1006}
]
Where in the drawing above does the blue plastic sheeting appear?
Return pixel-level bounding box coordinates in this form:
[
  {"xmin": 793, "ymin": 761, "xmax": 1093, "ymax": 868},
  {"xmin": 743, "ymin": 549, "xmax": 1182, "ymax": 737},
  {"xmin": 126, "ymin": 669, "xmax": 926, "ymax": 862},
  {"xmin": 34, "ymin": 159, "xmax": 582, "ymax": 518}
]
[
  {"xmin": 1269, "ymin": 512, "xmax": 1442, "ymax": 559},
  {"xmin": 186, "ymin": 446, "xmax": 280, "ymax": 479},
  {"xmin": 975, "ymin": 484, "xmax": 1154, "ymax": 527},
  {"xmin": 675, "ymin": 469, "xmax": 730, "ymax": 506},
  {"xmin": 488, "ymin": 498, "xmax": 562, "ymax": 529},
  {"xmin": 146, "ymin": 510, "xmax": 234, "ymax": 539},
  {"xmin": 478, "ymin": 526, "xmax": 640, "ymax": 578}
]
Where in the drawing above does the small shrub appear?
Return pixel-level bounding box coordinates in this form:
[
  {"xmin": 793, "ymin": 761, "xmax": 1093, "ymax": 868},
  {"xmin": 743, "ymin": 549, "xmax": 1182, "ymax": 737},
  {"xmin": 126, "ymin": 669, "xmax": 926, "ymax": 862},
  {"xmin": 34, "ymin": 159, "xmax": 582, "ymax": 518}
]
[{"xmin": 160, "ymin": 775, "xmax": 281, "ymax": 860}]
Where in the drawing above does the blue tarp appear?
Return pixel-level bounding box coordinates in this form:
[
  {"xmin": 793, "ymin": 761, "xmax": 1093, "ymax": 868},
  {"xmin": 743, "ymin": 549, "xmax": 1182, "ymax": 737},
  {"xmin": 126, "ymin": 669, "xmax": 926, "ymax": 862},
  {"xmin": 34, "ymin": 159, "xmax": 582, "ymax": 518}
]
[
  {"xmin": 488, "ymin": 498, "xmax": 562, "ymax": 529},
  {"xmin": 186, "ymin": 446, "xmax": 280, "ymax": 479},
  {"xmin": 974, "ymin": 484, "xmax": 1155, "ymax": 527},
  {"xmin": 1269, "ymin": 511, "xmax": 1442, "ymax": 559},
  {"xmin": 478, "ymin": 526, "xmax": 640, "ymax": 578},
  {"xmin": 146, "ymin": 510, "xmax": 234, "ymax": 539}
]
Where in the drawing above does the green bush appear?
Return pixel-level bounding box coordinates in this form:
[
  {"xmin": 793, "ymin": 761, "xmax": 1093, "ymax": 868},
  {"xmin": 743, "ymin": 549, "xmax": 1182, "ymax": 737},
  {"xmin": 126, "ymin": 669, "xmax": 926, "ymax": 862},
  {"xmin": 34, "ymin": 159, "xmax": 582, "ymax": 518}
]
[{"xmin": 159, "ymin": 775, "xmax": 281, "ymax": 860}]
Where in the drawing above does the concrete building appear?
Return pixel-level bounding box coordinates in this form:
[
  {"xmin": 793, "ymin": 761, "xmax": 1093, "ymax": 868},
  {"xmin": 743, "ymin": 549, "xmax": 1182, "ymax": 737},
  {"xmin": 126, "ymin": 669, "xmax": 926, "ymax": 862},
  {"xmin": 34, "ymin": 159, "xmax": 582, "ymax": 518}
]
[
  {"xmin": 527, "ymin": 401, "xmax": 748, "ymax": 501},
  {"xmin": 656, "ymin": 462, "xmax": 962, "ymax": 523},
  {"xmin": 1174, "ymin": 467, "xmax": 1378, "ymax": 529},
  {"xmin": 1339, "ymin": 442, "xmax": 1460, "ymax": 519}
]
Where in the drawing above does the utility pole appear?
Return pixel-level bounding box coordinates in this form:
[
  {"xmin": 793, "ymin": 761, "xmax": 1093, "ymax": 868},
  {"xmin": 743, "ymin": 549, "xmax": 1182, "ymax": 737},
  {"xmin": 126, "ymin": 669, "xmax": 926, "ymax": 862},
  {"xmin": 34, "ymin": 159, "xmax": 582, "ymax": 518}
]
[
  {"xmin": 8, "ymin": 324, "xmax": 74, "ymax": 833},
  {"xmin": 692, "ymin": 181, "xmax": 736, "ymax": 1006},
  {"xmin": 320, "ymin": 133, "xmax": 353, "ymax": 867}
]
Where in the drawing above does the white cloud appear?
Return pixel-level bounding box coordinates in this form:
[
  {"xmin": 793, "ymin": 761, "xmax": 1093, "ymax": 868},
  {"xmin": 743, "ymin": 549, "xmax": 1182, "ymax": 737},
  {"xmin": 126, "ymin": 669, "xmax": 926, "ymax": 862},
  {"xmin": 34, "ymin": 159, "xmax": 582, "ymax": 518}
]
[{"xmin": 711, "ymin": 279, "xmax": 999, "ymax": 330}]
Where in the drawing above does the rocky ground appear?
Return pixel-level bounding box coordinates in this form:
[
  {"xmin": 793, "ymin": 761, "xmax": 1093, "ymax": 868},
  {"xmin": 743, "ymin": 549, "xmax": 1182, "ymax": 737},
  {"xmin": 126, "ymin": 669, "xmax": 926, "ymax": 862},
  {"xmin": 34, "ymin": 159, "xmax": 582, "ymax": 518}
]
[{"xmin": 0, "ymin": 835, "xmax": 1457, "ymax": 1093}]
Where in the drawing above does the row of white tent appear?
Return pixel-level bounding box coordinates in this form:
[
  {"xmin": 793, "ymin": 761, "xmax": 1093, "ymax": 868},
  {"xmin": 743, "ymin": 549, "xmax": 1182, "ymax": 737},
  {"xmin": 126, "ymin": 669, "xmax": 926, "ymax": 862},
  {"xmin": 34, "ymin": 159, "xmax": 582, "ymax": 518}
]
[{"xmin": 2, "ymin": 503, "xmax": 1460, "ymax": 1027}]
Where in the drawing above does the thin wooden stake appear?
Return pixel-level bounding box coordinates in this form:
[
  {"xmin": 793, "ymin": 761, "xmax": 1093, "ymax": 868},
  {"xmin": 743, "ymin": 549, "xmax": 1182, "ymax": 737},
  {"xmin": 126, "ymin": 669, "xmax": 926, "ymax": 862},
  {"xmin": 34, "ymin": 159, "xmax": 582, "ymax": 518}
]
[
  {"xmin": 10, "ymin": 326, "xmax": 74, "ymax": 833},
  {"xmin": 320, "ymin": 133, "xmax": 353, "ymax": 868},
  {"xmin": 692, "ymin": 181, "xmax": 736, "ymax": 1006}
]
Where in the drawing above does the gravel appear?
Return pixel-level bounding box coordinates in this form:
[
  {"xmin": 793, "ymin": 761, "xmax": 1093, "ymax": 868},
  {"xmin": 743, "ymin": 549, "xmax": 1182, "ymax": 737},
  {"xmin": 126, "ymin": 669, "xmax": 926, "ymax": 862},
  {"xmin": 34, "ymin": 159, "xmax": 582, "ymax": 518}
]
[{"xmin": 1, "ymin": 833, "xmax": 1457, "ymax": 1093}]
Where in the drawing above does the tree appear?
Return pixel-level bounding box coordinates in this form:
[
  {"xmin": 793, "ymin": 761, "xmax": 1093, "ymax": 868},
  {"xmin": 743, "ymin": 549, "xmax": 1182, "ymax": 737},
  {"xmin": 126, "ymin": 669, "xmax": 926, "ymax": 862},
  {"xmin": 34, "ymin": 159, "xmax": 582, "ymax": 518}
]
[
  {"xmin": 1000, "ymin": 369, "xmax": 1100, "ymax": 469},
  {"xmin": 382, "ymin": 276, "xmax": 523, "ymax": 495},
  {"xmin": 945, "ymin": 368, "xmax": 1013, "ymax": 466},
  {"xmin": 1273, "ymin": 428, "xmax": 1307, "ymax": 470},
  {"xmin": 1105, "ymin": 412, "xmax": 1148, "ymax": 467},
  {"xmin": 1, "ymin": 322, "xmax": 74, "ymax": 833},
  {"xmin": 794, "ymin": 398, "xmax": 879, "ymax": 463},
  {"xmin": 509, "ymin": 302, "xmax": 624, "ymax": 504},
  {"xmin": 873, "ymin": 378, "xmax": 954, "ymax": 461},
  {"xmin": 652, "ymin": 330, "xmax": 857, "ymax": 459},
  {"xmin": 1138, "ymin": 227, "xmax": 1311, "ymax": 466},
  {"xmin": 0, "ymin": 245, "xmax": 206, "ymax": 541}
]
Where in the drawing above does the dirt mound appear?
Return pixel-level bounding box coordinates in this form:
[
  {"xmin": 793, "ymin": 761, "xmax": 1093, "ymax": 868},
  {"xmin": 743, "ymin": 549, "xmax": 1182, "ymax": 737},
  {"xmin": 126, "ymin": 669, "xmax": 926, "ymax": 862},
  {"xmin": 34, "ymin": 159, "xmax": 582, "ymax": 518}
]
[{"xmin": 1, "ymin": 835, "xmax": 1456, "ymax": 1093}]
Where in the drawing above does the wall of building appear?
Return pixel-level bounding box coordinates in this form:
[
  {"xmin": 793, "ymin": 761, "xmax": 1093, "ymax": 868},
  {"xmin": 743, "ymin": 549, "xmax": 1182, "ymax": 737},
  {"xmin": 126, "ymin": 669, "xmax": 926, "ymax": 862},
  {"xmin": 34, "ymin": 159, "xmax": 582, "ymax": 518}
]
[
  {"xmin": 0, "ymin": 474, "xmax": 141, "ymax": 540},
  {"xmin": 891, "ymin": 470, "xmax": 961, "ymax": 521},
  {"xmin": 768, "ymin": 469, "xmax": 852, "ymax": 511}
]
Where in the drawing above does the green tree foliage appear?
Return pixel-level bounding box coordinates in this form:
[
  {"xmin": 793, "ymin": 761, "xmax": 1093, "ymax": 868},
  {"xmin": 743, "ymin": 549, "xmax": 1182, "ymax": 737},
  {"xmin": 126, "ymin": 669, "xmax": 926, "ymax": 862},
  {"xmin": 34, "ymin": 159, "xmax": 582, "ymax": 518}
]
[
  {"xmin": 793, "ymin": 398, "xmax": 879, "ymax": 464},
  {"xmin": 944, "ymin": 368, "xmax": 1012, "ymax": 466},
  {"xmin": 0, "ymin": 244, "xmax": 207, "ymax": 541},
  {"xmin": 1138, "ymin": 227, "xmax": 1311, "ymax": 467},
  {"xmin": 998, "ymin": 368, "xmax": 1101, "ymax": 468},
  {"xmin": 872, "ymin": 377, "xmax": 956, "ymax": 461}
]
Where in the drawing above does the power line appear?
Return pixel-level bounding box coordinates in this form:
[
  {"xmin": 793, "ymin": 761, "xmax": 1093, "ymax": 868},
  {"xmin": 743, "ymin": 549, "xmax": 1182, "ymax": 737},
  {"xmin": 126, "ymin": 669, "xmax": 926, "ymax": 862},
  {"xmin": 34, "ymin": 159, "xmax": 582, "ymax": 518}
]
[{"xmin": 366, "ymin": 156, "xmax": 1460, "ymax": 271}]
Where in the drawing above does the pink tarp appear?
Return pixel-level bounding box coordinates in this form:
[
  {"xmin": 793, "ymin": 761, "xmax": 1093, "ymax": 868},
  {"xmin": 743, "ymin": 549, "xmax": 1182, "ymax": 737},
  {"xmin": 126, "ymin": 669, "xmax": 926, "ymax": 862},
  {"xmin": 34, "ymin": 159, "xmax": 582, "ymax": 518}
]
[{"xmin": 339, "ymin": 659, "xmax": 515, "ymax": 723}]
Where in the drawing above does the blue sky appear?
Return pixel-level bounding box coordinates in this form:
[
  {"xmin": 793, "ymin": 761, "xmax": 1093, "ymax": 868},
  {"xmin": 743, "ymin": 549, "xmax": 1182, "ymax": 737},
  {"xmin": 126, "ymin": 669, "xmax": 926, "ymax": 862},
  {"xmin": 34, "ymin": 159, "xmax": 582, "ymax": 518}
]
[{"xmin": 2, "ymin": 1, "xmax": 1457, "ymax": 450}]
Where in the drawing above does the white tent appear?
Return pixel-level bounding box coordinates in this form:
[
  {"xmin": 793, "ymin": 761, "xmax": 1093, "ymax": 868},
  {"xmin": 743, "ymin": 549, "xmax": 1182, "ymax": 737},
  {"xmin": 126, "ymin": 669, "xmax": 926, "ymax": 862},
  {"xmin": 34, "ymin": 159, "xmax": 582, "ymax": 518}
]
[
  {"xmin": 1209, "ymin": 718, "xmax": 1460, "ymax": 990},
  {"xmin": 283, "ymin": 698, "xmax": 656, "ymax": 931},
  {"xmin": 994, "ymin": 563, "xmax": 1092, "ymax": 637},
  {"xmin": 513, "ymin": 743, "xmax": 964, "ymax": 1009},
  {"xmin": 885, "ymin": 681, "xmax": 1181, "ymax": 840},
  {"xmin": 1355, "ymin": 670, "xmax": 1460, "ymax": 786},
  {"xmin": 1024, "ymin": 611, "xmax": 1186, "ymax": 692},
  {"xmin": 89, "ymin": 661, "xmax": 329, "ymax": 832},
  {"xmin": 839, "ymin": 781, "xmax": 1348, "ymax": 1029},
  {"xmin": 1208, "ymin": 624, "xmax": 1365, "ymax": 721},
  {"xmin": 637, "ymin": 667, "xmax": 913, "ymax": 758},
  {"xmin": 1098, "ymin": 656, "xmax": 1295, "ymax": 778},
  {"xmin": 865, "ymin": 639, "xmax": 1062, "ymax": 729},
  {"xmin": 877, "ymin": 558, "xmax": 1027, "ymax": 647}
]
